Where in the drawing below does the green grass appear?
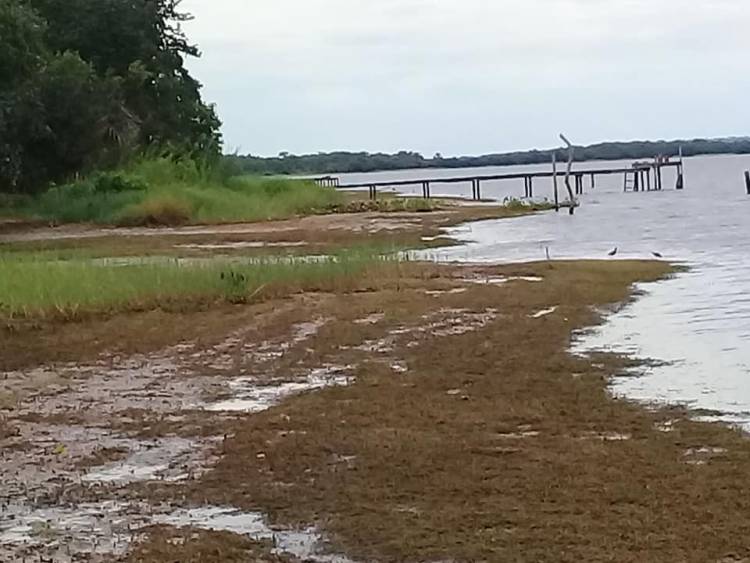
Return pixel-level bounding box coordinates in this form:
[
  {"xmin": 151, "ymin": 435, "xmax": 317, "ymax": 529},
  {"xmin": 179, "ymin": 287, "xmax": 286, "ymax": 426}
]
[
  {"xmin": 0, "ymin": 248, "xmax": 395, "ymax": 320},
  {"xmin": 11, "ymin": 155, "xmax": 344, "ymax": 226}
]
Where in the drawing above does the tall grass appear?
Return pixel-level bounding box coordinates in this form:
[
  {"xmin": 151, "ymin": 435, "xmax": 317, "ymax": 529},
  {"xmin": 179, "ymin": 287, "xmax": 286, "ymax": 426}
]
[
  {"xmin": 0, "ymin": 249, "xmax": 392, "ymax": 320},
  {"xmin": 15, "ymin": 155, "xmax": 344, "ymax": 226}
]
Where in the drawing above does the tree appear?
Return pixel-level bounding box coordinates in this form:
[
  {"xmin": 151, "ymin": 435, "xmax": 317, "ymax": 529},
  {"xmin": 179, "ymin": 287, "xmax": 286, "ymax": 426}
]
[
  {"xmin": 1, "ymin": 0, "xmax": 221, "ymax": 192},
  {"xmin": 31, "ymin": 0, "xmax": 221, "ymax": 154},
  {"xmin": 0, "ymin": 0, "xmax": 47, "ymax": 191}
]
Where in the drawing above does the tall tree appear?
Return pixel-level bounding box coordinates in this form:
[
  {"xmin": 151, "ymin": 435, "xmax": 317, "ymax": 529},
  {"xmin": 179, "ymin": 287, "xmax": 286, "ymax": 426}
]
[{"xmin": 31, "ymin": 0, "xmax": 221, "ymax": 154}]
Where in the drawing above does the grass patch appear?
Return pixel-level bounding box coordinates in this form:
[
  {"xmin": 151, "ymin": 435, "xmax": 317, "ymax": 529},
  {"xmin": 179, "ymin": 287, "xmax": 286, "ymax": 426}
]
[
  {"xmin": 0, "ymin": 248, "xmax": 396, "ymax": 321},
  {"xmin": 10, "ymin": 156, "xmax": 345, "ymax": 226}
]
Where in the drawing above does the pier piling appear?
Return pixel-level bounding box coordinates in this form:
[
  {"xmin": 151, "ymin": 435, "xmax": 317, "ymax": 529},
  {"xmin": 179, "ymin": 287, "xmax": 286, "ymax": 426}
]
[{"xmin": 552, "ymin": 153, "xmax": 559, "ymax": 211}]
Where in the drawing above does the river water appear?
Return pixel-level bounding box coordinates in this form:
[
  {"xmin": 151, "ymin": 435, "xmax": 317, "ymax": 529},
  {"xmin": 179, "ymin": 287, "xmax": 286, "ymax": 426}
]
[{"xmin": 338, "ymin": 154, "xmax": 750, "ymax": 428}]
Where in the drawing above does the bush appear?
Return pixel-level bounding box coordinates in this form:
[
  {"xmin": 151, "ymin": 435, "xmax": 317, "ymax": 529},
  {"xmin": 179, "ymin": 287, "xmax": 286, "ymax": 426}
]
[
  {"xmin": 119, "ymin": 194, "xmax": 193, "ymax": 226},
  {"xmin": 92, "ymin": 172, "xmax": 147, "ymax": 194}
]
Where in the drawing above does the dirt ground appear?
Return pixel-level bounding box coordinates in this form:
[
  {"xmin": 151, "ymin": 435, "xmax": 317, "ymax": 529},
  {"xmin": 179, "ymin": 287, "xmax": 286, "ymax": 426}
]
[
  {"xmin": 0, "ymin": 205, "xmax": 539, "ymax": 258},
  {"xmin": 2, "ymin": 210, "xmax": 750, "ymax": 562}
]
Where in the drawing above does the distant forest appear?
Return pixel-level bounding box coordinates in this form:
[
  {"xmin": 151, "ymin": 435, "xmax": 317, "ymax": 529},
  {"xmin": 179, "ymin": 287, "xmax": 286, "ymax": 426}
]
[{"xmin": 230, "ymin": 137, "xmax": 750, "ymax": 176}]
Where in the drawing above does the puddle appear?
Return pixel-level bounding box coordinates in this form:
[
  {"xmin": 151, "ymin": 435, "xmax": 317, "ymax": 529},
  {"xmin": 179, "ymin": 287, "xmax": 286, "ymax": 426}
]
[
  {"xmin": 353, "ymin": 313, "xmax": 385, "ymax": 325},
  {"xmin": 154, "ymin": 506, "xmax": 357, "ymax": 563},
  {"xmin": 462, "ymin": 275, "xmax": 543, "ymax": 285},
  {"xmin": 530, "ymin": 306, "xmax": 558, "ymax": 319},
  {"xmin": 656, "ymin": 419, "xmax": 679, "ymax": 433},
  {"xmin": 683, "ymin": 446, "xmax": 728, "ymax": 464},
  {"xmin": 176, "ymin": 241, "xmax": 308, "ymax": 250},
  {"xmin": 0, "ymin": 501, "xmax": 153, "ymax": 562},
  {"xmin": 205, "ymin": 366, "xmax": 353, "ymax": 413},
  {"xmin": 82, "ymin": 437, "xmax": 217, "ymax": 485},
  {"xmin": 391, "ymin": 361, "xmax": 408, "ymax": 374},
  {"xmin": 425, "ymin": 288, "xmax": 468, "ymax": 296},
  {"xmin": 580, "ymin": 431, "xmax": 632, "ymax": 442},
  {"xmin": 495, "ymin": 430, "xmax": 541, "ymax": 439},
  {"xmin": 1, "ymin": 502, "xmax": 356, "ymax": 563}
]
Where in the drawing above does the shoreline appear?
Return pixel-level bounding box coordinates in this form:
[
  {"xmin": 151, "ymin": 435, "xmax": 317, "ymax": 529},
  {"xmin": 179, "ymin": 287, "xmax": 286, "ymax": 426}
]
[{"xmin": 1, "ymin": 211, "xmax": 748, "ymax": 562}]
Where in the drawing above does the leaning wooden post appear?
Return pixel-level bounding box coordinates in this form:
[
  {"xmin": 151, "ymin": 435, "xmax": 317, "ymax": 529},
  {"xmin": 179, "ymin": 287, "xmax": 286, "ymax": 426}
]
[
  {"xmin": 552, "ymin": 152, "xmax": 560, "ymax": 212},
  {"xmin": 559, "ymin": 134, "xmax": 576, "ymax": 215}
]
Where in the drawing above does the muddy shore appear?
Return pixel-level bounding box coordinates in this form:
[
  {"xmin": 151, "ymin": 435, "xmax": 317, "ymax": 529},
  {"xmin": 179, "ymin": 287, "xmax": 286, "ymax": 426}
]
[{"xmin": 2, "ymin": 208, "xmax": 750, "ymax": 562}]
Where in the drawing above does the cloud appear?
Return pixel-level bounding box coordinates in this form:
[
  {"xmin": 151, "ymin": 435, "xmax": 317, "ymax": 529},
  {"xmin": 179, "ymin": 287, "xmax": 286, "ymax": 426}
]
[{"xmin": 181, "ymin": 0, "xmax": 750, "ymax": 155}]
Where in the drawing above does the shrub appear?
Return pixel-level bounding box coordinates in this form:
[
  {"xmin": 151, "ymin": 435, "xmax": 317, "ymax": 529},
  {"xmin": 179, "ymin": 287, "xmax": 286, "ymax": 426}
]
[
  {"xmin": 119, "ymin": 194, "xmax": 193, "ymax": 226},
  {"xmin": 92, "ymin": 172, "xmax": 147, "ymax": 194}
]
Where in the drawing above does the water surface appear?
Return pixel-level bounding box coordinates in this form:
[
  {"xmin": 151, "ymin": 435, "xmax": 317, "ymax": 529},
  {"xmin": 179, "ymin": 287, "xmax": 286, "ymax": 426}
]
[{"xmin": 340, "ymin": 154, "xmax": 750, "ymax": 426}]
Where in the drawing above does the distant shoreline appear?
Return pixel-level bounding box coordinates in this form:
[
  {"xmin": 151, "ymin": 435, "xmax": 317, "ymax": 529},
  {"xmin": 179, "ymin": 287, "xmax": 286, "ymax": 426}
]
[{"xmin": 230, "ymin": 138, "xmax": 750, "ymax": 177}]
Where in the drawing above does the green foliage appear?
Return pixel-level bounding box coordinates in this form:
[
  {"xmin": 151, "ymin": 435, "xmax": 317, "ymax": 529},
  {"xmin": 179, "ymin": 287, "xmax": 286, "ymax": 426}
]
[
  {"xmin": 16, "ymin": 155, "xmax": 344, "ymax": 225},
  {"xmin": 0, "ymin": 0, "xmax": 221, "ymax": 193},
  {"xmin": 91, "ymin": 171, "xmax": 147, "ymax": 194},
  {"xmin": 0, "ymin": 0, "xmax": 46, "ymax": 87}
]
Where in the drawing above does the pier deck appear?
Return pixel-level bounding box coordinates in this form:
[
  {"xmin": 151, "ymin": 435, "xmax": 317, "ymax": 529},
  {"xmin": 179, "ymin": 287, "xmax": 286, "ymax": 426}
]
[{"xmin": 315, "ymin": 159, "xmax": 684, "ymax": 203}]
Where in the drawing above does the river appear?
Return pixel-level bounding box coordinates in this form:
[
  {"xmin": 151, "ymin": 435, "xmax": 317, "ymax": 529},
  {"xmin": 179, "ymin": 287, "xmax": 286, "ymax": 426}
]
[{"xmin": 338, "ymin": 154, "xmax": 750, "ymax": 428}]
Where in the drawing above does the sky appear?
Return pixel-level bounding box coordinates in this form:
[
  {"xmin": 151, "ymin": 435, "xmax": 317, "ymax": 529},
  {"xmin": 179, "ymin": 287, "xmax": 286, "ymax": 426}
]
[{"xmin": 181, "ymin": 0, "xmax": 750, "ymax": 157}]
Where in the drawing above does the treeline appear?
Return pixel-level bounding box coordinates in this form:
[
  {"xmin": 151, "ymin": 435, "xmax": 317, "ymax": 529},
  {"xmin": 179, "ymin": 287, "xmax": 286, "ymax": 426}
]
[
  {"xmin": 0, "ymin": 0, "xmax": 221, "ymax": 193},
  {"xmin": 231, "ymin": 138, "xmax": 750, "ymax": 176}
]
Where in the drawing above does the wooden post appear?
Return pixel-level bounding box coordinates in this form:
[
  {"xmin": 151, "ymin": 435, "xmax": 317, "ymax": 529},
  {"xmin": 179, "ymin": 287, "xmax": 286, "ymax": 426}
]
[
  {"xmin": 552, "ymin": 153, "xmax": 560, "ymax": 212},
  {"xmin": 745, "ymin": 171, "xmax": 750, "ymax": 195},
  {"xmin": 528, "ymin": 176, "xmax": 534, "ymax": 198},
  {"xmin": 634, "ymin": 171, "xmax": 640, "ymax": 192},
  {"xmin": 590, "ymin": 173, "xmax": 595, "ymax": 189},
  {"xmin": 559, "ymin": 134, "xmax": 576, "ymax": 214},
  {"xmin": 475, "ymin": 179, "xmax": 482, "ymax": 200},
  {"xmin": 657, "ymin": 165, "xmax": 663, "ymax": 191}
]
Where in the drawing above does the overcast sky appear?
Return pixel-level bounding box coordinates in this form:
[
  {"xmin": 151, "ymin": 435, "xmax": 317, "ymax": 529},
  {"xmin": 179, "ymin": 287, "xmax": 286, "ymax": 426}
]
[{"xmin": 181, "ymin": 0, "xmax": 749, "ymax": 157}]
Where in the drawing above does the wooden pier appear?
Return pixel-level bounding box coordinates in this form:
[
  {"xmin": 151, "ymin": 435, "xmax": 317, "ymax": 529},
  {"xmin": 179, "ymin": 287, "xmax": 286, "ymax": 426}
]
[
  {"xmin": 330, "ymin": 155, "xmax": 685, "ymax": 203},
  {"xmin": 313, "ymin": 176, "xmax": 340, "ymax": 188}
]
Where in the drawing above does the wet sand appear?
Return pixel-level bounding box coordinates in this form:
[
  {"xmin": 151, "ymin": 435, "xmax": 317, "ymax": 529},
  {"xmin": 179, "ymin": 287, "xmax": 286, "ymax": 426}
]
[{"xmin": 2, "ymin": 210, "xmax": 749, "ymax": 562}]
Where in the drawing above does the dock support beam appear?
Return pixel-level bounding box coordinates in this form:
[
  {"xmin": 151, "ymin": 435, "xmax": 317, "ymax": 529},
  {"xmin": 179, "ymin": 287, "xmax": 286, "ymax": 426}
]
[
  {"xmin": 552, "ymin": 153, "xmax": 559, "ymax": 212},
  {"xmin": 656, "ymin": 165, "xmax": 663, "ymax": 191},
  {"xmin": 471, "ymin": 179, "xmax": 482, "ymax": 200},
  {"xmin": 574, "ymin": 174, "xmax": 584, "ymax": 195},
  {"xmin": 745, "ymin": 171, "xmax": 750, "ymax": 195},
  {"xmin": 369, "ymin": 185, "xmax": 377, "ymax": 200}
]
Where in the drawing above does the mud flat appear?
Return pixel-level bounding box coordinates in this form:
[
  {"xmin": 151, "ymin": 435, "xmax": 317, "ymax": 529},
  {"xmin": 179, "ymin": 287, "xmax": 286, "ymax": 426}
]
[{"xmin": 2, "ymin": 209, "xmax": 750, "ymax": 562}]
